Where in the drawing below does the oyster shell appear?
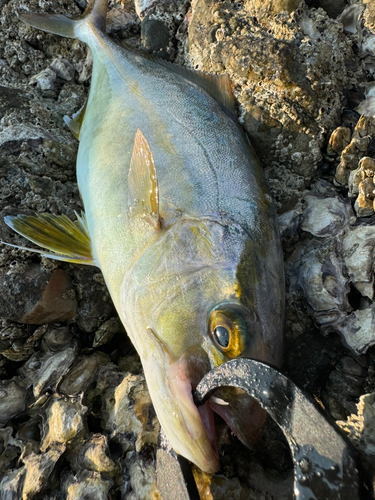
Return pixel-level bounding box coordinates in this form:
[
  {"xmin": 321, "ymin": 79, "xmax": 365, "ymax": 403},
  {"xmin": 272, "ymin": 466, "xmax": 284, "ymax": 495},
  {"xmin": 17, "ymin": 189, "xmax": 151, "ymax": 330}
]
[{"xmin": 0, "ymin": 377, "xmax": 27, "ymax": 424}]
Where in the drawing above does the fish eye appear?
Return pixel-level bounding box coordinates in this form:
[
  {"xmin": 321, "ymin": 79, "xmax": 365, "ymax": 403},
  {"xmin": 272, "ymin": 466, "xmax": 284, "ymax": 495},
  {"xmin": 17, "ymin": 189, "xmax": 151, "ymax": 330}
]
[
  {"xmin": 213, "ymin": 325, "xmax": 230, "ymax": 348},
  {"xmin": 209, "ymin": 307, "xmax": 248, "ymax": 357}
]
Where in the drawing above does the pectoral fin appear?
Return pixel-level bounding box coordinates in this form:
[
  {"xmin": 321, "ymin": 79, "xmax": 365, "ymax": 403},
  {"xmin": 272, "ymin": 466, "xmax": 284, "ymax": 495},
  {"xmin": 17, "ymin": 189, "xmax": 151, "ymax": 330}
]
[
  {"xmin": 128, "ymin": 129, "xmax": 161, "ymax": 230},
  {"xmin": 3, "ymin": 212, "xmax": 96, "ymax": 265}
]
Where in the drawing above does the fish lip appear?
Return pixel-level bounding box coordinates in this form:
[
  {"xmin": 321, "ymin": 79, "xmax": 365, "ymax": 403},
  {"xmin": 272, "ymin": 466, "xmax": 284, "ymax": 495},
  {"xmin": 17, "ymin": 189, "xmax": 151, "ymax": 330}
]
[
  {"xmin": 166, "ymin": 347, "xmax": 219, "ymax": 457},
  {"xmin": 145, "ymin": 328, "xmax": 219, "ymax": 471}
]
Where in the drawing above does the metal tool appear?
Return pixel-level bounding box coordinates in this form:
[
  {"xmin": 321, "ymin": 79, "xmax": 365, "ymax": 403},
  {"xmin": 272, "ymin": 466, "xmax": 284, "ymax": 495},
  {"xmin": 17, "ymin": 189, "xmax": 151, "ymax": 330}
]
[{"xmin": 157, "ymin": 358, "xmax": 365, "ymax": 500}]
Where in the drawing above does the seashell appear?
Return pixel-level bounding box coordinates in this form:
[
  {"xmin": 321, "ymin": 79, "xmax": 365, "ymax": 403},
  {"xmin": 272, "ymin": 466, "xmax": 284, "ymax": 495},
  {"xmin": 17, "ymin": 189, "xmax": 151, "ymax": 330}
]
[
  {"xmin": 341, "ymin": 109, "xmax": 360, "ymax": 129},
  {"xmin": 16, "ymin": 416, "xmax": 42, "ymax": 445},
  {"xmin": 69, "ymin": 434, "xmax": 118, "ymax": 473},
  {"xmin": 93, "ymin": 317, "xmax": 122, "ymax": 348},
  {"xmin": 0, "ymin": 378, "xmax": 27, "ymax": 424},
  {"xmin": 42, "ymin": 325, "xmax": 73, "ymax": 352},
  {"xmin": 334, "ymin": 162, "xmax": 349, "ymax": 185},
  {"xmin": 348, "ymin": 168, "xmax": 363, "ymax": 198},
  {"xmin": 0, "ymin": 427, "xmax": 23, "ymax": 477},
  {"xmin": 20, "ymin": 345, "xmax": 77, "ymax": 398},
  {"xmin": 342, "ymin": 225, "xmax": 375, "ymax": 299},
  {"xmin": 352, "ymin": 115, "xmax": 375, "ymax": 140},
  {"xmin": 358, "ymin": 156, "xmax": 375, "ymax": 176},
  {"xmin": 127, "ymin": 458, "xmax": 158, "ymax": 499},
  {"xmin": 358, "ymin": 177, "xmax": 375, "ymax": 200},
  {"xmin": 327, "ymin": 126, "xmax": 351, "ymax": 157},
  {"xmin": 337, "ymin": 4, "xmax": 365, "ymax": 34},
  {"xmin": 62, "ymin": 470, "xmax": 113, "ymax": 500},
  {"xmin": 29, "ymin": 67, "xmax": 57, "ymax": 91},
  {"xmin": 336, "ymin": 307, "xmax": 375, "ymax": 354},
  {"xmin": 341, "ymin": 141, "xmax": 363, "ymax": 170},
  {"xmin": 1, "ymin": 339, "xmax": 34, "ymax": 361},
  {"xmin": 59, "ymin": 352, "xmax": 110, "ymax": 396},
  {"xmin": 40, "ymin": 395, "xmax": 88, "ymax": 452},
  {"xmin": 355, "ymin": 194, "xmax": 374, "ymax": 217},
  {"xmin": 351, "ymin": 135, "xmax": 371, "ymax": 152},
  {"xmin": 50, "ymin": 58, "xmax": 75, "ymax": 81},
  {"xmin": 103, "ymin": 373, "xmax": 159, "ymax": 453},
  {"xmin": 26, "ymin": 324, "xmax": 49, "ymax": 346},
  {"xmin": 295, "ymin": 240, "xmax": 350, "ymax": 317},
  {"xmin": 0, "ymin": 448, "xmax": 65, "ymax": 500},
  {"xmin": 300, "ymin": 193, "xmax": 352, "ymax": 238}
]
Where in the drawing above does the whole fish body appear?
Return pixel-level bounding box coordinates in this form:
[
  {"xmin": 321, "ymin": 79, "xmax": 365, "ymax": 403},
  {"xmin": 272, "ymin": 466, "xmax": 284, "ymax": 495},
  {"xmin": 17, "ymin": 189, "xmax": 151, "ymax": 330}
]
[{"xmin": 6, "ymin": 0, "xmax": 285, "ymax": 473}]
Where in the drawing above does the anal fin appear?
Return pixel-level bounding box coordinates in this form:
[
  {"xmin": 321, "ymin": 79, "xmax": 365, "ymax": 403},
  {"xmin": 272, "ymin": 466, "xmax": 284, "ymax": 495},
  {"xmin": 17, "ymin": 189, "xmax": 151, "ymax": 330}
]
[
  {"xmin": 2, "ymin": 212, "xmax": 96, "ymax": 265},
  {"xmin": 128, "ymin": 129, "xmax": 161, "ymax": 230}
]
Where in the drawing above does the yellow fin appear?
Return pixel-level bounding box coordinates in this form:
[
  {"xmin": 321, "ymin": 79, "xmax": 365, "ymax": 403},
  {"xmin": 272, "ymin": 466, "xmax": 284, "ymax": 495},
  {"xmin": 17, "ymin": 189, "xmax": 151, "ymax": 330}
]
[
  {"xmin": 64, "ymin": 101, "xmax": 87, "ymax": 139},
  {"xmin": 128, "ymin": 129, "xmax": 161, "ymax": 230},
  {"xmin": 3, "ymin": 212, "xmax": 95, "ymax": 265}
]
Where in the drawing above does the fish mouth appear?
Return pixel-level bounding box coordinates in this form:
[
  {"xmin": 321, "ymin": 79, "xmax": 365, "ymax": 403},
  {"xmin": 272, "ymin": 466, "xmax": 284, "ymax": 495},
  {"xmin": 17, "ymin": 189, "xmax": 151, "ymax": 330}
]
[
  {"xmin": 141, "ymin": 329, "xmax": 268, "ymax": 472},
  {"xmin": 141, "ymin": 329, "xmax": 220, "ymax": 473}
]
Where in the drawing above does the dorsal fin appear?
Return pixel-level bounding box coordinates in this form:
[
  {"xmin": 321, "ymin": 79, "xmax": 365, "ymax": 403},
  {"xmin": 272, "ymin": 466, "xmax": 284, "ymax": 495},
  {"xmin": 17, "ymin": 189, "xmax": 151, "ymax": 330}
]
[
  {"xmin": 64, "ymin": 101, "xmax": 87, "ymax": 140},
  {"xmin": 128, "ymin": 129, "xmax": 161, "ymax": 230},
  {"xmin": 154, "ymin": 59, "xmax": 237, "ymax": 118},
  {"xmin": 2, "ymin": 212, "xmax": 96, "ymax": 265}
]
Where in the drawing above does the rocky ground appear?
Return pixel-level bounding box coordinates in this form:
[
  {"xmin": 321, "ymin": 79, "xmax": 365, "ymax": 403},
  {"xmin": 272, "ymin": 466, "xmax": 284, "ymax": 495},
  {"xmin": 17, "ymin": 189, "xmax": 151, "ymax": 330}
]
[{"xmin": 0, "ymin": 0, "xmax": 375, "ymax": 498}]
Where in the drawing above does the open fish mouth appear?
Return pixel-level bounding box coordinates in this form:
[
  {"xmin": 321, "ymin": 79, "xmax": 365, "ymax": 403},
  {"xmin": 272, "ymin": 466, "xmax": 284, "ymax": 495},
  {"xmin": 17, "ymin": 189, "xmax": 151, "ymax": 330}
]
[
  {"xmin": 141, "ymin": 329, "xmax": 267, "ymax": 472},
  {"xmin": 139, "ymin": 329, "xmax": 220, "ymax": 472}
]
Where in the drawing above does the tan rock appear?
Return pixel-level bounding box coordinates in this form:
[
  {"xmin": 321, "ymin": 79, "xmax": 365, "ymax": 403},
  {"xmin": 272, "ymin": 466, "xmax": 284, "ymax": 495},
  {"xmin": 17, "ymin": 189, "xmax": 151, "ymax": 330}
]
[
  {"xmin": 358, "ymin": 156, "xmax": 375, "ymax": 177},
  {"xmin": 40, "ymin": 396, "xmax": 87, "ymax": 452},
  {"xmin": 327, "ymin": 126, "xmax": 351, "ymax": 156},
  {"xmin": 341, "ymin": 141, "xmax": 363, "ymax": 170},
  {"xmin": 355, "ymin": 193, "xmax": 374, "ymax": 217},
  {"xmin": 348, "ymin": 168, "xmax": 363, "ymax": 198},
  {"xmin": 352, "ymin": 114, "xmax": 375, "ymax": 139},
  {"xmin": 334, "ymin": 162, "xmax": 349, "ymax": 185},
  {"xmin": 245, "ymin": 0, "xmax": 302, "ymax": 19},
  {"xmin": 359, "ymin": 177, "xmax": 375, "ymax": 199}
]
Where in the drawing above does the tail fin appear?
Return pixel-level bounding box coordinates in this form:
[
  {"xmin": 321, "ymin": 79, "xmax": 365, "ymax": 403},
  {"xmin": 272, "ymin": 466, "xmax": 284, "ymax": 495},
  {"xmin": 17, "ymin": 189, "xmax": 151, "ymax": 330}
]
[{"xmin": 18, "ymin": 0, "xmax": 108, "ymax": 40}]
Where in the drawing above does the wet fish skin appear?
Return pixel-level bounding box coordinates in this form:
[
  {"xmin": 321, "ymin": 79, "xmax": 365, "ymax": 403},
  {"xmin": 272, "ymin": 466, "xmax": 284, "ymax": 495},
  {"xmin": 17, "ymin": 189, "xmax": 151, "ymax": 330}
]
[{"xmin": 7, "ymin": 0, "xmax": 285, "ymax": 473}]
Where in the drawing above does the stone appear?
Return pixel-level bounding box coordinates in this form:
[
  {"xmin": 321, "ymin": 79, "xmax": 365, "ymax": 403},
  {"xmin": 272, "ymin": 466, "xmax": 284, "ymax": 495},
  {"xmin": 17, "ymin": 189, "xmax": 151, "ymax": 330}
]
[
  {"xmin": 244, "ymin": 0, "xmax": 302, "ymax": 19},
  {"xmin": 50, "ymin": 57, "xmax": 75, "ymax": 81},
  {"xmin": 141, "ymin": 17, "xmax": 170, "ymax": 58},
  {"xmin": 355, "ymin": 194, "xmax": 374, "ymax": 217},
  {"xmin": 0, "ymin": 377, "xmax": 27, "ymax": 424},
  {"xmin": 29, "ymin": 67, "xmax": 57, "ymax": 90},
  {"xmin": 0, "ymin": 263, "xmax": 77, "ymax": 325},
  {"xmin": 327, "ymin": 126, "xmax": 351, "ymax": 156},
  {"xmin": 300, "ymin": 193, "xmax": 351, "ymax": 238},
  {"xmin": 40, "ymin": 395, "xmax": 87, "ymax": 452}
]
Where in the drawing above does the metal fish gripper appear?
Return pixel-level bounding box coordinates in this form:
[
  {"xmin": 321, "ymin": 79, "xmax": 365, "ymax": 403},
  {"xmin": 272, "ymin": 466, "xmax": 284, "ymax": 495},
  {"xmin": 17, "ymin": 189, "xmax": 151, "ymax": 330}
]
[{"xmin": 157, "ymin": 358, "xmax": 366, "ymax": 500}]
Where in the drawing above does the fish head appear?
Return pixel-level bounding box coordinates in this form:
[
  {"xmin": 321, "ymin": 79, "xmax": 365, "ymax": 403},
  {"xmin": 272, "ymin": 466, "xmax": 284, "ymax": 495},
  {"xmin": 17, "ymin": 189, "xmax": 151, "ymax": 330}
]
[{"xmin": 120, "ymin": 217, "xmax": 284, "ymax": 473}]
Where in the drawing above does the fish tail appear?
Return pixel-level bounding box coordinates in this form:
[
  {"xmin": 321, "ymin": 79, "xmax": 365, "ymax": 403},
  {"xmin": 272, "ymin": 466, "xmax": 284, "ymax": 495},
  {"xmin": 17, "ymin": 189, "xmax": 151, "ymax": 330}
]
[{"xmin": 18, "ymin": 0, "xmax": 108, "ymax": 41}]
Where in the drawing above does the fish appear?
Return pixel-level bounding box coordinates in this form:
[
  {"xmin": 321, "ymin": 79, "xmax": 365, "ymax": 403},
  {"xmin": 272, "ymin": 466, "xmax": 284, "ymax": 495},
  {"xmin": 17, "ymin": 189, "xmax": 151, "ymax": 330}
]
[{"xmin": 4, "ymin": 0, "xmax": 284, "ymax": 473}]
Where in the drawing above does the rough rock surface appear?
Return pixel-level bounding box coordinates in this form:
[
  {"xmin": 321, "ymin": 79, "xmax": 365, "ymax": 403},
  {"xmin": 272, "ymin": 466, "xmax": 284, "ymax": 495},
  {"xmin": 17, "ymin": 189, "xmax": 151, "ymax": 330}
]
[{"xmin": 0, "ymin": 0, "xmax": 375, "ymax": 499}]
